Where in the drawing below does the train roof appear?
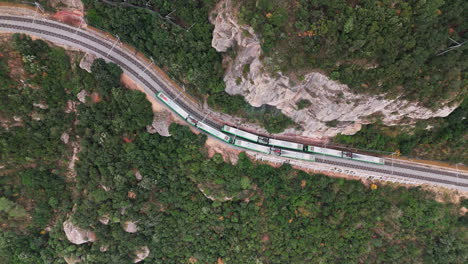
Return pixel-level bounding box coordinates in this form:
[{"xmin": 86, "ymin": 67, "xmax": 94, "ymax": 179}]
[
  {"xmin": 222, "ymin": 126, "xmax": 258, "ymax": 142},
  {"xmin": 197, "ymin": 122, "xmax": 231, "ymax": 142},
  {"xmin": 308, "ymin": 146, "xmax": 342, "ymax": 157},
  {"xmin": 281, "ymin": 149, "xmax": 315, "ymax": 161},
  {"xmin": 234, "ymin": 139, "xmax": 270, "ymax": 154},
  {"xmin": 351, "ymin": 153, "xmax": 385, "ymax": 164},
  {"xmin": 157, "ymin": 92, "xmax": 189, "ymax": 119},
  {"xmin": 269, "ymin": 138, "xmax": 304, "ymax": 150}
]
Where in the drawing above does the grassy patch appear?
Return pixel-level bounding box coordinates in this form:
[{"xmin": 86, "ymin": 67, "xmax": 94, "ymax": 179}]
[
  {"xmin": 242, "ymin": 63, "xmax": 251, "ymax": 77},
  {"xmin": 326, "ymin": 119, "xmax": 339, "ymax": 128},
  {"xmin": 296, "ymin": 99, "xmax": 311, "ymax": 110}
]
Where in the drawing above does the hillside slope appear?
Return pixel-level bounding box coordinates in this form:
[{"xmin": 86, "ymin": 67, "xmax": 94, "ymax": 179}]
[
  {"xmin": 211, "ymin": 0, "xmax": 466, "ymax": 137},
  {"xmin": 1, "ymin": 35, "xmax": 467, "ymax": 264}
]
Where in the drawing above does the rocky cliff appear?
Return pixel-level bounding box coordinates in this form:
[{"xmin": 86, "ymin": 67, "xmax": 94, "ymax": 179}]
[{"xmin": 210, "ymin": 0, "xmax": 458, "ymax": 138}]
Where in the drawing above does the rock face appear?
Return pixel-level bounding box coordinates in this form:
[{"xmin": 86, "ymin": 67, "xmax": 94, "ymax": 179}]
[
  {"xmin": 49, "ymin": 0, "xmax": 84, "ymax": 13},
  {"xmin": 63, "ymin": 256, "xmax": 81, "ymax": 264},
  {"xmin": 100, "ymin": 245, "xmax": 109, "ymax": 252},
  {"xmin": 98, "ymin": 215, "xmax": 110, "ymax": 225},
  {"xmin": 61, "ymin": 132, "xmax": 70, "ymax": 144},
  {"xmin": 146, "ymin": 112, "xmax": 171, "ymax": 137},
  {"xmin": 133, "ymin": 169, "xmax": 143, "ymax": 181},
  {"xmin": 123, "ymin": 221, "xmax": 138, "ymax": 233},
  {"xmin": 33, "ymin": 102, "xmax": 48, "ymax": 109},
  {"xmin": 63, "ymin": 220, "xmax": 96, "ymax": 245},
  {"xmin": 76, "ymin": 90, "xmax": 88, "ymax": 104},
  {"xmin": 133, "ymin": 246, "xmax": 150, "ymax": 263},
  {"xmin": 79, "ymin": 53, "xmax": 96, "ymax": 73},
  {"xmin": 210, "ymin": 0, "xmax": 458, "ymax": 138}
]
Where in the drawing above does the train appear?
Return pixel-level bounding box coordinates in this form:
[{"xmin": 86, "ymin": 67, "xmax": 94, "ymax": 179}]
[
  {"xmin": 306, "ymin": 146, "xmax": 384, "ymax": 165},
  {"xmin": 225, "ymin": 126, "xmax": 384, "ymax": 165},
  {"xmin": 233, "ymin": 138, "xmax": 315, "ymax": 161},
  {"xmin": 222, "ymin": 125, "xmax": 304, "ymax": 150},
  {"xmin": 157, "ymin": 92, "xmax": 384, "ymax": 165},
  {"xmin": 157, "ymin": 92, "xmax": 231, "ymax": 143}
]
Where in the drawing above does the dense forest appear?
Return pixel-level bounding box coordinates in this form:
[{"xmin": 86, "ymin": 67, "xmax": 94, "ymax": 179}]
[
  {"xmin": 79, "ymin": 0, "xmax": 467, "ymax": 154},
  {"xmin": 237, "ymin": 0, "xmax": 467, "ymax": 109},
  {"xmin": 1, "ymin": 34, "xmax": 467, "ymax": 263},
  {"xmin": 81, "ymin": 0, "xmax": 293, "ymax": 133},
  {"xmin": 334, "ymin": 98, "xmax": 468, "ymax": 164}
]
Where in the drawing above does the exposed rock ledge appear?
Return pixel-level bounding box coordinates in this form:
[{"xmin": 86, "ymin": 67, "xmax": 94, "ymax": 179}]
[
  {"xmin": 133, "ymin": 246, "xmax": 150, "ymax": 263},
  {"xmin": 211, "ymin": 0, "xmax": 458, "ymax": 138},
  {"xmin": 146, "ymin": 111, "xmax": 171, "ymax": 137},
  {"xmin": 63, "ymin": 220, "xmax": 96, "ymax": 245},
  {"xmin": 123, "ymin": 220, "xmax": 138, "ymax": 233}
]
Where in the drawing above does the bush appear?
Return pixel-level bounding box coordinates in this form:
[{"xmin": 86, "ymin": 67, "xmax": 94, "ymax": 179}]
[
  {"xmin": 238, "ymin": 0, "xmax": 466, "ymax": 108},
  {"xmin": 296, "ymin": 99, "xmax": 311, "ymax": 110},
  {"xmin": 208, "ymin": 92, "xmax": 294, "ymax": 133}
]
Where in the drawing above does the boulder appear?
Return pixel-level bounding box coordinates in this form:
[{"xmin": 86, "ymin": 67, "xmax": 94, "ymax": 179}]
[
  {"xmin": 64, "ymin": 256, "xmax": 81, "ymax": 264},
  {"xmin": 123, "ymin": 221, "xmax": 138, "ymax": 233},
  {"xmin": 65, "ymin": 100, "xmax": 77, "ymax": 113},
  {"xmin": 61, "ymin": 132, "xmax": 70, "ymax": 144},
  {"xmin": 133, "ymin": 246, "xmax": 150, "ymax": 263},
  {"xmin": 146, "ymin": 112, "xmax": 171, "ymax": 137},
  {"xmin": 79, "ymin": 53, "xmax": 96, "ymax": 73},
  {"xmin": 100, "ymin": 245, "xmax": 109, "ymax": 252},
  {"xmin": 76, "ymin": 90, "xmax": 88, "ymax": 104},
  {"xmin": 33, "ymin": 102, "xmax": 48, "ymax": 109},
  {"xmin": 134, "ymin": 169, "xmax": 143, "ymax": 181},
  {"xmin": 98, "ymin": 215, "xmax": 110, "ymax": 225},
  {"xmin": 63, "ymin": 220, "xmax": 96, "ymax": 245},
  {"xmin": 31, "ymin": 112, "xmax": 41, "ymax": 121}
]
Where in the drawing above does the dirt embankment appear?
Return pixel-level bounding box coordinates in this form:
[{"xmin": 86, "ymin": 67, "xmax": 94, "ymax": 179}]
[
  {"xmin": 118, "ymin": 71, "xmax": 468, "ymax": 201},
  {"xmin": 205, "ymin": 137, "xmax": 241, "ymax": 164},
  {"xmin": 120, "ymin": 73, "xmax": 203, "ymax": 137},
  {"xmin": 120, "ymin": 74, "xmax": 166, "ymax": 113}
]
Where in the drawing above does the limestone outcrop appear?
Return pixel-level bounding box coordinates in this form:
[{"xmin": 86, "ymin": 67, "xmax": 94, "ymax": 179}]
[
  {"xmin": 123, "ymin": 221, "xmax": 138, "ymax": 233},
  {"xmin": 98, "ymin": 214, "xmax": 110, "ymax": 225},
  {"xmin": 49, "ymin": 0, "xmax": 84, "ymax": 13},
  {"xmin": 210, "ymin": 0, "xmax": 458, "ymax": 138},
  {"xmin": 61, "ymin": 132, "xmax": 70, "ymax": 144},
  {"xmin": 76, "ymin": 90, "xmax": 88, "ymax": 104},
  {"xmin": 79, "ymin": 53, "xmax": 96, "ymax": 73},
  {"xmin": 146, "ymin": 112, "xmax": 171, "ymax": 137},
  {"xmin": 63, "ymin": 220, "xmax": 96, "ymax": 245},
  {"xmin": 63, "ymin": 256, "xmax": 81, "ymax": 264},
  {"xmin": 133, "ymin": 246, "xmax": 150, "ymax": 263}
]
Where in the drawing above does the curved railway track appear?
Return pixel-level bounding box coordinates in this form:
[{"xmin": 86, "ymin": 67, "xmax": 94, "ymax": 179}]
[
  {"xmin": 0, "ymin": 16, "xmax": 221, "ymax": 129},
  {"xmin": 1, "ymin": 15, "xmax": 467, "ymax": 190}
]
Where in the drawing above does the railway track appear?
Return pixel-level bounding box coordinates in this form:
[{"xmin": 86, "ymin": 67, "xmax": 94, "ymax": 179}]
[
  {"xmin": 318, "ymin": 158, "xmax": 468, "ymax": 187},
  {"xmin": 1, "ymin": 15, "xmax": 467, "ymax": 191},
  {"xmin": 385, "ymin": 160, "xmax": 468, "ymax": 180},
  {"xmin": 0, "ymin": 16, "xmax": 222, "ymax": 130}
]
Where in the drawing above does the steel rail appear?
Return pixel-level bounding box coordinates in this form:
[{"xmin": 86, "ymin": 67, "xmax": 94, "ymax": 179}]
[
  {"xmin": 1, "ymin": 17, "xmax": 466, "ymax": 190},
  {"xmin": 318, "ymin": 158, "xmax": 468, "ymax": 187},
  {"xmin": 0, "ymin": 16, "xmax": 221, "ymax": 129},
  {"xmin": 385, "ymin": 161, "xmax": 468, "ymax": 180}
]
